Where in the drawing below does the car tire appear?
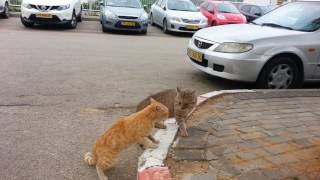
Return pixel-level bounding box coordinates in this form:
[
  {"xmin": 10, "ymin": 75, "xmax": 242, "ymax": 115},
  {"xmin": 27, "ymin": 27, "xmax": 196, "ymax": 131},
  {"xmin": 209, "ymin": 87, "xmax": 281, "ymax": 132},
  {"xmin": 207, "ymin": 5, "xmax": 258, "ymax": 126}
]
[
  {"xmin": 257, "ymin": 56, "xmax": 302, "ymax": 89},
  {"xmin": 211, "ymin": 21, "xmax": 216, "ymax": 26},
  {"xmin": 68, "ymin": 11, "xmax": 77, "ymax": 29},
  {"xmin": 141, "ymin": 30, "xmax": 147, "ymax": 35},
  {"xmin": 77, "ymin": 8, "xmax": 82, "ymax": 22},
  {"xmin": 20, "ymin": 16, "xmax": 34, "ymax": 28},
  {"xmin": 102, "ymin": 25, "xmax": 108, "ymax": 33},
  {"xmin": 150, "ymin": 14, "xmax": 154, "ymax": 26},
  {"xmin": 3, "ymin": 2, "xmax": 9, "ymax": 18},
  {"xmin": 163, "ymin": 19, "xmax": 169, "ymax": 34}
]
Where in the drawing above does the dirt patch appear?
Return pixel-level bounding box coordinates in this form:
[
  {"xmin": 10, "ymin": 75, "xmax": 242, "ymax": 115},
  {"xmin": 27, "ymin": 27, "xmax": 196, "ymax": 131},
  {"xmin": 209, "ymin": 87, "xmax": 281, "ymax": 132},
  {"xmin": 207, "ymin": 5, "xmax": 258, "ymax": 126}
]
[{"xmin": 165, "ymin": 158, "xmax": 209, "ymax": 180}]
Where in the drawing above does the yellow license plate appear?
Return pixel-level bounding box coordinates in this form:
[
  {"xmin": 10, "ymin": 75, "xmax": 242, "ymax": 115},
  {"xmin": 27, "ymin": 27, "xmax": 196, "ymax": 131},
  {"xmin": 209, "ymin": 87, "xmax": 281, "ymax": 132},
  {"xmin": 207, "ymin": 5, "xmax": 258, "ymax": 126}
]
[
  {"xmin": 121, "ymin": 21, "xmax": 136, "ymax": 26},
  {"xmin": 186, "ymin": 25, "xmax": 198, "ymax": 30},
  {"xmin": 36, "ymin": 13, "xmax": 52, "ymax": 18},
  {"xmin": 187, "ymin": 48, "xmax": 203, "ymax": 62}
]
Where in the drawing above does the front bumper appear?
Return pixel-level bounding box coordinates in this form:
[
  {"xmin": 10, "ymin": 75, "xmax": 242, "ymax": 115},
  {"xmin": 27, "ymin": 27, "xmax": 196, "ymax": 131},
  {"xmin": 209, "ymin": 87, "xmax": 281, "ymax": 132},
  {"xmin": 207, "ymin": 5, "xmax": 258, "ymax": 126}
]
[
  {"xmin": 167, "ymin": 20, "xmax": 207, "ymax": 33},
  {"xmin": 102, "ymin": 15, "xmax": 148, "ymax": 32},
  {"xmin": 187, "ymin": 38, "xmax": 269, "ymax": 82},
  {"xmin": 21, "ymin": 6, "xmax": 73, "ymax": 24}
]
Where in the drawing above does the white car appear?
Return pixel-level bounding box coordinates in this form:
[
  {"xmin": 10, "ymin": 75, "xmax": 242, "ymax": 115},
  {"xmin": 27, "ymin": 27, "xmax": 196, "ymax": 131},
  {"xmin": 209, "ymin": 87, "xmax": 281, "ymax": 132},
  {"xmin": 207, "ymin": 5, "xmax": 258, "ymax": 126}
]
[
  {"xmin": 187, "ymin": 1, "xmax": 320, "ymax": 89},
  {"xmin": 150, "ymin": 0, "xmax": 207, "ymax": 33},
  {"xmin": 0, "ymin": 0, "xmax": 9, "ymax": 18},
  {"xmin": 21, "ymin": 0, "xmax": 82, "ymax": 28}
]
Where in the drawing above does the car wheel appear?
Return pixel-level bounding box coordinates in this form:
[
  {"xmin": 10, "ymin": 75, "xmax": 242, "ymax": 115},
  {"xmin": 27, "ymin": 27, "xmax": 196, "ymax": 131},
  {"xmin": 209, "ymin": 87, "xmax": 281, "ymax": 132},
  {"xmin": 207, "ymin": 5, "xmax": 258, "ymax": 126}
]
[
  {"xmin": 3, "ymin": 2, "xmax": 9, "ymax": 18},
  {"xmin": 77, "ymin": 8, "xmax": 82, "ymax": 22},
  {"xmin": 211, "ymin": 21, "xmax": 216, "ymax": 26},
  {"xmin": 163, "ymin": 19, "xmax": 169, "ymax": 34},
  {"xmin": 257, "ymin": 56, "xmax": 301, "ymax": 89},
  {"xmin": 150, "ymin": 14, "xmax": 154, "ymax": 26},
  {"xmin": 141, "ymin": 30, "xmax": 147, "ymax": 35},
  {"xmin": 20, "ymin": 16, "xmax": 34, "ymax": 28},
  {"xmin": 102, "ymin": 25, "xmax": 108, "ymax": 33},
  {"xmin": 68, "ymin": 11, "xmax": 77, "ymax": 29}
]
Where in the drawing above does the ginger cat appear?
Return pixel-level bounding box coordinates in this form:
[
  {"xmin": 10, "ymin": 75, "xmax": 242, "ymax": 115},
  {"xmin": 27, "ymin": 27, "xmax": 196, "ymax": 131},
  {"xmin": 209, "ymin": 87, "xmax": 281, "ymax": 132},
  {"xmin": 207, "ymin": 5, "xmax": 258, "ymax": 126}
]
[
  {"xmin": 137, "ymin": 87, "xmax": 197, "ymax": 136},
  {"xmin": 84, "ymin": 98, "xmax": 169, "ymax": 180}
]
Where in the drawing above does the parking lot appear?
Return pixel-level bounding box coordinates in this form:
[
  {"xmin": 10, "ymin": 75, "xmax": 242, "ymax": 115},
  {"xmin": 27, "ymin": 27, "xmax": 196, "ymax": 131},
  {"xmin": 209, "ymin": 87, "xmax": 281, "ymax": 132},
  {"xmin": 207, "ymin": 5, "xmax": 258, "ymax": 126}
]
[
  {"xmin": 0, "ymin": 17, "xmax": 250, "ymax": 180},
  {"xmin": 1, "ymin": 15, "xmax": 320, "ymax": 180}
]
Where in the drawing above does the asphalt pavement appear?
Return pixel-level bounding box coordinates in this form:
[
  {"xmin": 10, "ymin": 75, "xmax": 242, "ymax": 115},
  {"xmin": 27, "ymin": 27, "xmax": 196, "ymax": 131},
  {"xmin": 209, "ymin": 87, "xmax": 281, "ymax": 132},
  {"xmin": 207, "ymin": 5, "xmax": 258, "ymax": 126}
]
[{"xmin": 0, "ymin": 17, "xmax": 318, "ymax": 180}]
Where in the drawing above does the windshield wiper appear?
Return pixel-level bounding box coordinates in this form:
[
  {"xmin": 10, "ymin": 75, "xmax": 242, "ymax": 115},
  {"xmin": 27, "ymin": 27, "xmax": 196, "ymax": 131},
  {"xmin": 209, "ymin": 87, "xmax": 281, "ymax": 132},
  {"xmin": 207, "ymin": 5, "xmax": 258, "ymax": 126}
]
[
  {"xmin": 219, "ymin": 11, "xmax": 232, "ymax": 13},
  {"xmin": 261, "ymin": 23, "xmax": 293, "ymax": 30}
]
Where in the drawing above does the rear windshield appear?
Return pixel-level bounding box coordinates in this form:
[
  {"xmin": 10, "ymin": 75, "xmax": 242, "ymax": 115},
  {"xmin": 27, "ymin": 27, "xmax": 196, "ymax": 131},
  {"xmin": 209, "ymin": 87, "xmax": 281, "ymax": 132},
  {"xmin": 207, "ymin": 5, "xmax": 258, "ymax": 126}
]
[{"xmin": 216, "ymin": 3, "xmax": 240, "ymax": 14}]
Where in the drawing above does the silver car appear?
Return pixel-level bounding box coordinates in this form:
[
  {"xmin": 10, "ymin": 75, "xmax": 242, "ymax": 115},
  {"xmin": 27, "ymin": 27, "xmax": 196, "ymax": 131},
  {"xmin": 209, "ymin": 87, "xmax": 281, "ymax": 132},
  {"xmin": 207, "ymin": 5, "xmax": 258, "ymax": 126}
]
[
  {"xmin": 150, "ymin": 0, "xmax": 207, "ymax": 33},
  {"xmin": 187, "ymin": 1, "xmax": 320, "ymax": 89}
]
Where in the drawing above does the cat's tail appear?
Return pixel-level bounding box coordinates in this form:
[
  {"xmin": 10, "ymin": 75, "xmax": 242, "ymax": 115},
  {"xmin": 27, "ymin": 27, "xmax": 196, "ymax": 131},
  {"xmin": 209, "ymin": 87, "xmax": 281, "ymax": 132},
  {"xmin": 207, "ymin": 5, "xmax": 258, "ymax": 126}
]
[{"xmin": 84, "ymin": 152, "xmax": 96, "ymax": 166}]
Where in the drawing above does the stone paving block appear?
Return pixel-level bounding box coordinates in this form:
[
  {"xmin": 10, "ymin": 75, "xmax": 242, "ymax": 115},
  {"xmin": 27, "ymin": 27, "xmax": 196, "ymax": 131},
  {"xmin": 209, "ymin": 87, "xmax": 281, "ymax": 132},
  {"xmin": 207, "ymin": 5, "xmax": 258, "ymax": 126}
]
[
  {"xmin": 261, "ymin": 124, "xmax": 284, "ymax": 130},
  {"xmin": 265, "ymin": 153, "xmax": 299, "ymax": 165},
  {"xmin": 251, "ymin": 148, "xmax": 271, "ymax": 157},
  {"xmin": 220, "ymin": 119, "xmax": 241, "ymax": 125},
  {"xmin": 183, "ymin": 169, "xmax": 217, "ymax": 180},
  {"xmin": 240, "ymin": 132, "xmax": 266, "ymax": 140},
  {"xmin": 233, "ymin": 158, "xmax": 273, "ymax": 173},
  {"xmin": 239, "ymin": 121, "xmax": 261, "ymax": 127},
  {"xmin": 264, "ymin": 143, "xmax": 297, "ymax": 155},
  {"xmin": 173, "ymin": 149, "xmax": 206, "ymax": 161},
  {"xmin": 236, "ymin": 127, "xmax": 261, "ymax": 133},
  {"xmin": 238, "ymin": 170, "xmax": 273, "ymax": 180},
  {"xmin": 287, "ymin": 126, "xmax": 308, "ymax": 133},
  {"xmin": 213, "ymin": 129, "xmax": 239, "ymax": 138},
  {"xmin": 206, "ymin": 150, "xmax": 219, "ymax": 161},
  {"xmin": 289, "ymin": 138, "xmax": 314, "ymax": 148},
  {"xmin": 238, "ymin": 140, "xmax": 263, "ymax": 149},
  {"xmin": 186, "ymin": 127, "xmax": 209, "ymax": 139},
  {"xmin": 289, "ymin": 132, "xmax": 314, "ymax": 140},
  {"xmin": 264, "ymin": 136, "xmax": 291, "ymax": 144},
  {"xmin": 263, "ymin": 167, "xmax": 299, "ymax": 179},
  {"xmin": 175, "ymin": 138, "xmax": 207, "ymax": 149},
  {"xmin": 234, "ymin": 151, "xmax": 258, "ymax": 161}
]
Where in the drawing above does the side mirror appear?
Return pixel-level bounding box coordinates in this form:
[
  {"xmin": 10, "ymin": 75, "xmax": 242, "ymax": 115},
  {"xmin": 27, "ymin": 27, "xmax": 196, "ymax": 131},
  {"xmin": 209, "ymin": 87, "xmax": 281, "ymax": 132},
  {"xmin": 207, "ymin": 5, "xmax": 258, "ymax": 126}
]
[
  {"xmin": 99, "ymin": 1, "xmax": 103, "ymax": 6},
  {"xmin": 163, "ymin": 6, "xmax": 166, "ymax": 11}
]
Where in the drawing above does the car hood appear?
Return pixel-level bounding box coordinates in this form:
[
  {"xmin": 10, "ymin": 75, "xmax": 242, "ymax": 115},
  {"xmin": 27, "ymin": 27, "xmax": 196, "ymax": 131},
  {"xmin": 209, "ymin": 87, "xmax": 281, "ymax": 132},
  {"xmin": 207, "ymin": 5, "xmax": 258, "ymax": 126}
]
[
  {"xmin": 23, "ymin": 0, "xmax": 72, "ymax": 6},
  {"xmin": 167, "ymin": 10, "xmax": 204, "ymax": 19},
  {"xmin": 195, "ymin": 24, "xmax": 306, "ymax": 43},
  {"xmin": 106, "ymin": 6, "xmax": 144, "ymax": 17}
]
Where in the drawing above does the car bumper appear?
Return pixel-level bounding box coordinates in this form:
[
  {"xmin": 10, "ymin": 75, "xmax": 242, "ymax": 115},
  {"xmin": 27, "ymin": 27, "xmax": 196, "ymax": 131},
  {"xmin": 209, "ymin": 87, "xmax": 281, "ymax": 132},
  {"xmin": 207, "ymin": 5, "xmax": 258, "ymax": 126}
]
[
  {"xmin": 187, "ymin": 38, "xmax": 269, "ymax": 82},
  {"xmin": 167, "ymin": 20, "xmax": 207, "ymax": 33},
  {"xmin": 102, "ymin": 16, "xmax": 148, "ymax": 32},
  {"xmin": 21, "ymin": 6, "xmax": 73, "ymax": 24}
]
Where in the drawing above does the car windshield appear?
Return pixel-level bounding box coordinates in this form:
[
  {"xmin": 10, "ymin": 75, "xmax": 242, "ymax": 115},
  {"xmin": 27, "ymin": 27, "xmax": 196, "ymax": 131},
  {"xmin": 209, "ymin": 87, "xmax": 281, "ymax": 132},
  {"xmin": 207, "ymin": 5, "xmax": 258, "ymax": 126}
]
[
  {"xmin": 216, "ymin": 3, "xmax": 240, "ymax": 14},
  {"xmin": 260, "ymin": 5, "xmax": 277, "ymax": 14},
  {"xmin": 105, "ymin": 0, "xmax": 142, "ymax": 8},
  {"xmin": 254, "ymin": 2, "xmax": 320, "ymax": 32},
  {"xmin": 167, "ymin": 0, "xmax": 198, "ymax": 12}
]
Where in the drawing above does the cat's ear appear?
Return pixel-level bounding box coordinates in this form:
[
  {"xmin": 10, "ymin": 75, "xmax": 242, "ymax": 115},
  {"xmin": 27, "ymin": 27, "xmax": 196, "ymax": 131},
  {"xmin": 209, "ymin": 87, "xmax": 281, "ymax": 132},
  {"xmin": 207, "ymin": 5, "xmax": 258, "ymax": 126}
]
[
  {"xmin": 150, "ymin": 98, "xmax": 156, "ymax": 104},
  {"xmin": 176, "ymin": 87, "xmax": 181, "ymax": 94}
]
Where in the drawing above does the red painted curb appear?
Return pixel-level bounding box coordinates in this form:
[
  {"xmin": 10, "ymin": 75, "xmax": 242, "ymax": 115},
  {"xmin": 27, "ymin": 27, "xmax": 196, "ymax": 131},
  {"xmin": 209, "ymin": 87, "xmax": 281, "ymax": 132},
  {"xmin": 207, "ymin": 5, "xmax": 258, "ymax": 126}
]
[{"xmin": 138, "ymin": 167, "xmax": 172, "ymax": 180}]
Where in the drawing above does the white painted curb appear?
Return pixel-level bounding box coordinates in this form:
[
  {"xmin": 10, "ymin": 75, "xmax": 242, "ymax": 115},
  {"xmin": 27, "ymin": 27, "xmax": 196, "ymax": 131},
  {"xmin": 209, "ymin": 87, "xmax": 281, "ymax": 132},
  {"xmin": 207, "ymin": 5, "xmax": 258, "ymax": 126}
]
[{"xmin": 137, "ymin": 89, "xmax": 254, "ymax": 180}]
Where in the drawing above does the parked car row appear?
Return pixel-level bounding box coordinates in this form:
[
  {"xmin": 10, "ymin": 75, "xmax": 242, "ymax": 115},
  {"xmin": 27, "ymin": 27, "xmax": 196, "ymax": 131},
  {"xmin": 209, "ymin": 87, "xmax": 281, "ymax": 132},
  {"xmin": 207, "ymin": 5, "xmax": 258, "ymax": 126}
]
[{"xmin": 187, "ymin": 1, "xmax": 320, "ymax": 89}]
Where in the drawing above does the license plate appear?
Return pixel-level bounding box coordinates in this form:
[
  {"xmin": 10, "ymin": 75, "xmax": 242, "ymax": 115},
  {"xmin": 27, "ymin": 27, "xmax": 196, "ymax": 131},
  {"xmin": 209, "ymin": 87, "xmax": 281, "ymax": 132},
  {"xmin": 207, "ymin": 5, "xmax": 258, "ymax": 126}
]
[
  {"xmin": 36, "ymin": 13, "xmax": 52, "ymax": 18},
  {"xmin": 121, "ymin": 21, "xmax": 136, "ymax": 26},
  {"xmin": 187, "ymin": 48, "xmax": 203, "ymax": 62},
  {"xmin": 186, "ymin": 25, "xmax": 198, "ymax": 30}
]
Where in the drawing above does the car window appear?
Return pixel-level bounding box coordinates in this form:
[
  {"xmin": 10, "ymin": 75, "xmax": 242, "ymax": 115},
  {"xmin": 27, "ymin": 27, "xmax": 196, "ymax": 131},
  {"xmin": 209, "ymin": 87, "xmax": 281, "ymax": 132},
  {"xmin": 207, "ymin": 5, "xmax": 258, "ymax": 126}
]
[
  {"xmin": 216, "ymin": 3, "xmax": 240, "ymax": 14},
  {"xmin": 167, "ymin": 0, "xmax": 198, "ymax": 12},
  {"xmin": 254, "ymin": 2, "xmax": 320, "ymax": 32},
  {"xmin": 207, "ymin": 3, "xmax": 214, "ymax": 12},
  {"xmin": 241, "ymin": 5, "xmax": 251, "ymax": 13},
  {"xmin": 160, "ymin": 0, "xmax": 166, "ymax": 8},
  {"xmin": 250, "ymin": 6, "xmax": 261, "ymax": 15},
  {"xmin": 156, "ymin": 0, "xmax": 163, "ymax": 6}
]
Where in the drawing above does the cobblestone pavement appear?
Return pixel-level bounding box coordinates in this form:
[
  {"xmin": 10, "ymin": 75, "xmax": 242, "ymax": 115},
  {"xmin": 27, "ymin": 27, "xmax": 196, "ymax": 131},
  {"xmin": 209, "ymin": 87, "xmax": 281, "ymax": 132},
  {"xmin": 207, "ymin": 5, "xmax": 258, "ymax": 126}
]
[{"xmin": 172, "ymin": 90, "xmax": 320, "ymax": 180}]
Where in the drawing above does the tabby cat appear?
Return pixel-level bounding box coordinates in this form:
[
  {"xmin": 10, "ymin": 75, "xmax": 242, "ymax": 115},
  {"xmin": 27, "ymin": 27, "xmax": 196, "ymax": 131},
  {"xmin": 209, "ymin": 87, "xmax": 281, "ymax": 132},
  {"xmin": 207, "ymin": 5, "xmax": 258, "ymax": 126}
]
[
  {"xmin": 136, "ymin": 87, "xmax": 197, "ymax": 136},
  {"xmin": 84, "ymin": 98, "xmax": 169, "ymax": 180}
]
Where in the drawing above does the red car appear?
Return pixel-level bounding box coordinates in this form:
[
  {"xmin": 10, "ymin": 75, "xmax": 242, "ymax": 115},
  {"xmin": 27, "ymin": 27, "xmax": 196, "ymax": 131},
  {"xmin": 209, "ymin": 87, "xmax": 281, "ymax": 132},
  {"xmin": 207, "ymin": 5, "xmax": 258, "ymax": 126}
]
[{"xmin": 200, "ymin": 1, "xmax": 247, "ymax": 26}]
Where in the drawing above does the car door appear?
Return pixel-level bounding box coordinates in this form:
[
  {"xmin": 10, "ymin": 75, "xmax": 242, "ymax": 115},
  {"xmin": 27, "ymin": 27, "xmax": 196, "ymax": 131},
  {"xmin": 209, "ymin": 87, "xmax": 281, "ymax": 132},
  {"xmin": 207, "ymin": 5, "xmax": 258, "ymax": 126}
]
[
  {"xmin": 200, "ymin": 2, "xmax": 210, "ymax": 24},
  {"xmin": 152, "ymin": 0, "xmax": 163, "ymax": 25},
  {"xmin": 158, "ymin": 0, "xmax": 167, "ymax": 26}
]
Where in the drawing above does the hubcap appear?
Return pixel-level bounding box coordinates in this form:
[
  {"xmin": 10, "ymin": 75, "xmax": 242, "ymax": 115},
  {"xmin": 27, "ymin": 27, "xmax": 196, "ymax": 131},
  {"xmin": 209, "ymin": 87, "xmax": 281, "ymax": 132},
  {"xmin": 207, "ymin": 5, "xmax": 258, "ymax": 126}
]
[
  {"xmin": 268, "ymin": 64, "xmax": 293, "ymax": 89},
  {"xmin": 163, "ymin": 21, "xmax": 167, "ymax": 32},
  {"xmin": 71, "ymin": 15, "xmax": 76, "ymax": 27}
]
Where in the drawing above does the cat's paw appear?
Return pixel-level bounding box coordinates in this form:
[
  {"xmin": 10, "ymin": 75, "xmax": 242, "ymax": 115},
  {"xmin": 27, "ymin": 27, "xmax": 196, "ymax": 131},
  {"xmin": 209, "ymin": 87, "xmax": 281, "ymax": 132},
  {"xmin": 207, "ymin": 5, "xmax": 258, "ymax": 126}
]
[
  {"xmin": 180, "ymin": 130, "xmax": 188, "ymax": 137},
  {"xmin": 149, "ymin": 143, "xmax": 159, "ymax": 149},
  {"xmin": 153, "ymin": 139, "xmax": 160, "ymax": 144}
]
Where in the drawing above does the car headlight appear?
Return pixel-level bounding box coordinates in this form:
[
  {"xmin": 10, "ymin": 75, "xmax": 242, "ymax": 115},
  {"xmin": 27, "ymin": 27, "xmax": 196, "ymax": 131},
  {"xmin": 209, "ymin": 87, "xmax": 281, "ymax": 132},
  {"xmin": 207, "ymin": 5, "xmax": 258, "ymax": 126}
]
[
  {"xmin": 169, "ymin": 16, "xmax": 180, "ymax": 22},
  {"xmin": 57, "ymin": 4, "xmax": 70, "ymax": 11},
  {"xmin": 140, "ymin": 12, "xmax": 148, "ymax": 21},
  {"xmin": 22, "ymin": 3, "xmax": 32, "ymax": 9},
  {"xmin": 105, "ymin": 11, "xmax": 117, "ymax": 20},
  {"xmin": 217, "ymin": 14, "xmax": 226, "ymax": 20},
  {"xmin": 214, "ymin": 43, "xmax": 253, "ymax": 53}
]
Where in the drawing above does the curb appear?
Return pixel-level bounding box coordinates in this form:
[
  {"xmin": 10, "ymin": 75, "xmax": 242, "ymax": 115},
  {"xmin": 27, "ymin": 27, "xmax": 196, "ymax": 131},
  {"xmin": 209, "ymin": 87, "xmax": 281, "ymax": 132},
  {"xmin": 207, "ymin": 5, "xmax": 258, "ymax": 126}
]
[{"xmin": 137, "ymin": 89, "xmax": 255, "ymax": 180}]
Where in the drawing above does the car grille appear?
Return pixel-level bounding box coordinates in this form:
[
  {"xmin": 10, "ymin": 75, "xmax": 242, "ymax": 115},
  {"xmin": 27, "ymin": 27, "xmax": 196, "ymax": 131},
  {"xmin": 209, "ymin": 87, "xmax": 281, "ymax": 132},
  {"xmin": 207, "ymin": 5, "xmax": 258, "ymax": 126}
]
[
  {"xmin": 29, "ymin": 4, "xmax": 60, "ymax": 11},
  {"xmin": 181, "ymin": 18, "xmax": 200, "ymax": 24},
  {"xmin": 194, "ymin": 39, "xmax": 213, "ymax": 49},
  {"xmin": 28, "ymin": 14, "xmax": 61, "ymax": 23},
  {"xmin": 118, "ymin": 16, "xmax": 138, "ymax": 20},
  {"xmin": 115, "ymin": 21, "xmax": 141, "ymax": 29}
]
